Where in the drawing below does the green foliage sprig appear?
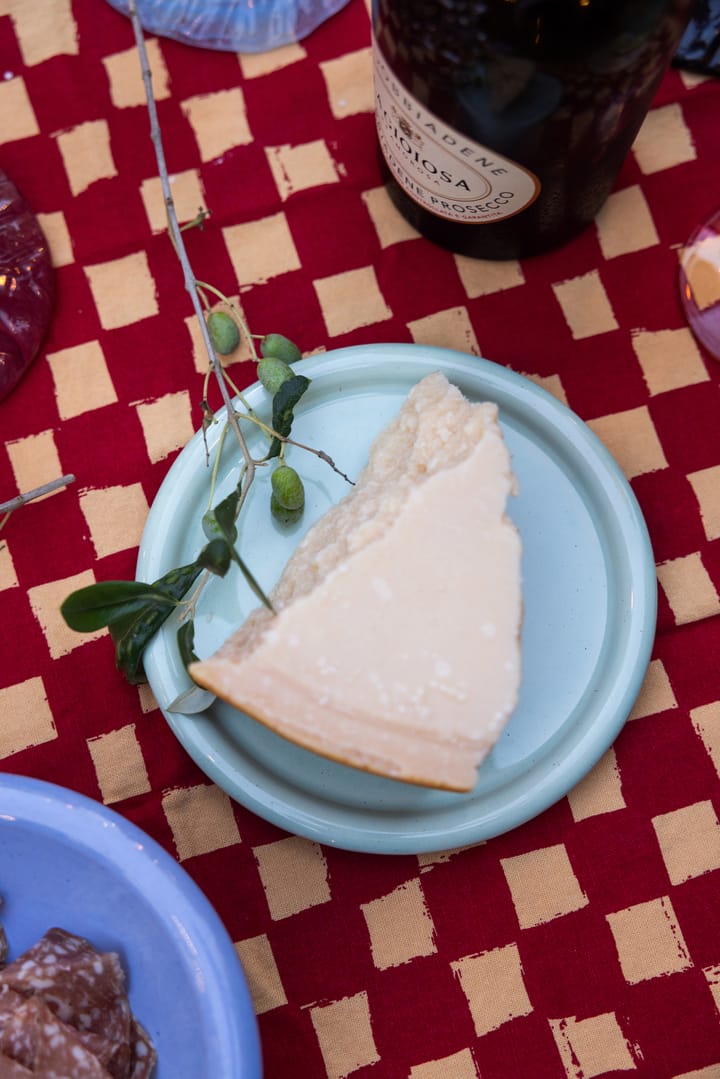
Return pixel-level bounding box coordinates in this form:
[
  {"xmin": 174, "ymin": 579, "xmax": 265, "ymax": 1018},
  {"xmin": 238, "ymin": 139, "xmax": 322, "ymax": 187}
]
[
  {"xmin": 60, "ymin": 316, "xmax": 332, "ymax": 685},
  {"xmin": 60, "ymin": 5, "xmax": 354, "ymax": 695}
]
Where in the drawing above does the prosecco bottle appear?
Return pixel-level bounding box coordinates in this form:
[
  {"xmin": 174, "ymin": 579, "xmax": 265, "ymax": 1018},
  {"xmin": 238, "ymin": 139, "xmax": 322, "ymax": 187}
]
[{"xmin": 372, "ymin": 0, "xmax": 694, "ymax": 259}]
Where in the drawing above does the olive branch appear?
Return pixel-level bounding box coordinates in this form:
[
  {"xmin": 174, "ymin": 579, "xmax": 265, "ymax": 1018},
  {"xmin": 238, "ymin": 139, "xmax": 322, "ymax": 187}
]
[
  {"xmin": 59, "ymin": 1, "xmax": 351, "ymax": 688},
  {"xmin": 0, "ymin": 474, "xmax": 76, "ymax": 537}
]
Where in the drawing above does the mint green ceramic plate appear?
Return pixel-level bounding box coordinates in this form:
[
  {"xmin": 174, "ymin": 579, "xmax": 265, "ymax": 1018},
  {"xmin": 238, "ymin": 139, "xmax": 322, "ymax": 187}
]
[{"xmin": 137, "ymin": 344, "xmax": 656, "ymax": 855}]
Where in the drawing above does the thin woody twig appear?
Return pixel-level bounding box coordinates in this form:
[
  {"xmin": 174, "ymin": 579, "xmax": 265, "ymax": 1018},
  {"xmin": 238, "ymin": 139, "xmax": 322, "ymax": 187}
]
[
  {"xmin": 283, "ymin": 440, "xmax": 355, "ymax": 486},
  {"xmin": 0, "ymin": 474, "xmax": 75, "ymax": 516},
  {"xmin": 126, "ymin": 0, "xmax": 256, "ymax": 512}
]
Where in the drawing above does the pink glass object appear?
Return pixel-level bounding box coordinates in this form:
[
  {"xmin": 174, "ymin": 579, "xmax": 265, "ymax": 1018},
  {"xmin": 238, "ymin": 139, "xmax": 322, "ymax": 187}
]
[
  {"xmin": 678, "ymin": 208, "xmax": 720, "ymax": 361},
  {"xmin": 0, "ymin": 171, "xmax": 54, "ymax": 402}
]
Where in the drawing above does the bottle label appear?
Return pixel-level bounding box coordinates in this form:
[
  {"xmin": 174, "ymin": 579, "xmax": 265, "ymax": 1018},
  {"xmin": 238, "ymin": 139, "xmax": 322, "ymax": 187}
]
[{"xmin": 373, "ymin": 38, "xmax": 541, "ymax": 225}]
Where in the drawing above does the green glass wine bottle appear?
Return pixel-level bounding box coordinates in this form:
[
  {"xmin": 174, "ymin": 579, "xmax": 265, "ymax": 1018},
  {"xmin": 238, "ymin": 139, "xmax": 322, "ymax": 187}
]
[{"xmin": 372, "ymin": 0, "xmax": 694, "ymax": 259}]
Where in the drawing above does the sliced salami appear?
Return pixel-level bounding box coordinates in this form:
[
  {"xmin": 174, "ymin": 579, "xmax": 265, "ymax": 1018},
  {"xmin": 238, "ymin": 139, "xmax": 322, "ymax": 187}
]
[
  {"xmin": 0, "ymin": 929, "xmax": 131, "ymax": 1042},
  {"xmin": 0, "ymin": 1052, "xmax": 33, "ymax": 1077},
  {"xmin": 2, "ymin": 995, "xmax": 111, "ymax": 1077},
  {"xmin": 0, "ymin": 997, "xmax": 38, "ymax": 1070},
  {"xmin": 128, "ymin": 1020, "xmax": 156, "ymax": 1079},
  {"xmin": 0, "ymin": 929, "xmax": 156, "ymax": 1079}
]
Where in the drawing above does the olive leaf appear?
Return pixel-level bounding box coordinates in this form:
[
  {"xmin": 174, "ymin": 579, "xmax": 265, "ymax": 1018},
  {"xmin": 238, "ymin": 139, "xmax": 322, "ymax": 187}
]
[
  {"xmin": 166, "ymin": 681, "xmax": 216, "ymax": 715},
  {"xmin": 234, "ymin": 556, "xmax": 273, "ymax": 611},
  {"xmin": 111, "ymin": 561, "xmax": 207, "ymax": 683},
  {"xmin": 202, "ymin": 500, "xmax": 235, "ymax": 544},
  {"xmin": 203, "ymin": 485, "xmax": 274, "ymax": 611},
  {"xmin": 60, "ymin": 580, "xmax": 175, "ymax": 633},
  {"xmin": 266, "ymin": 374, "xmax": 311, "ymax": 460},
  {"xmin": 176, "ymin": 619, "xmax": 199, "ymax": 669},
  {"xmin": 61, "ymin": 553, "xmax": 224, "ymax": 684},
  {"xmin": 59, "ymin": 309, "xmax": 313, "ymax": 685},
  {"xmin": 167, "ymin": 619, "xmax": 217, "ymax": 714},
  {"xmin": 114, "ymin": 603, "xmax": 180, "ymax": 685},
  {"xmin": 207, "ymin": 485, "xmax": 241, "ymax": 545},
  {"xmin": 196, "ymin": 536, "xmax": 233, "ymax": 576}
]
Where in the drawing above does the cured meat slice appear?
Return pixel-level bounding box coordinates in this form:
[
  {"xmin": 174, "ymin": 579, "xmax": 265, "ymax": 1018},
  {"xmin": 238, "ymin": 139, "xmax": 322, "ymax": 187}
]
[
  {"xmin": 128, "ymin": 1021, "xmax": 155, "ymax": 1079},
  {"xmin": 0, "ymin": 995, "xmax": 111, "ymax": 1077},
  {"xmin": 0, "ymin": 1053, "xmax": 33, "ymax": 1077},
  {"xmin": 0, "ymin": 990, "xmax": 24, "ymax": 1025},
  {"xmin": 73, "ymin": 1028, "xmax": 131, "ymax": 1079},
  {"xmin": 0, "ymin": 929, "xmax": 156, "ymax": 1079},
  {"xmin": 0, "ymin": 997, "xmax": 36, "ymax": 1069},
  {"xmin": 0, "ymin": 929, "xmax": 131, "ymax": 1042}
]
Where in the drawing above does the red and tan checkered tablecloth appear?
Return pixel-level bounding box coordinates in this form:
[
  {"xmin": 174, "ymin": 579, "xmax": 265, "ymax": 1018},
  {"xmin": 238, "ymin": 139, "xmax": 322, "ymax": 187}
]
[{"xmin": 2, "ymin": 1, "xmax": 720, "ymax": 1076}]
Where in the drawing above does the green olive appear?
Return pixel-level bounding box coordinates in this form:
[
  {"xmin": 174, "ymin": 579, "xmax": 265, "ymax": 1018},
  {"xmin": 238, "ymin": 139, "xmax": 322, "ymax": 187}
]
[
  {"xmin": 270, "ymin": 493, "xmax": 303, "ymax": 525},
  {"xmin": 257, "ymin": 356, "xmax": 294, "ymax": 394},
  {"xmin": 271, "ymin": 465, "xmax": 305, "ymax": 511},
  {"xmin": 261, "ymin": 333, "xmax": 302, "ymax": 365},
  {"xmin": 207, "ymin": 311, "xmax": 240, "ymax": 355}
]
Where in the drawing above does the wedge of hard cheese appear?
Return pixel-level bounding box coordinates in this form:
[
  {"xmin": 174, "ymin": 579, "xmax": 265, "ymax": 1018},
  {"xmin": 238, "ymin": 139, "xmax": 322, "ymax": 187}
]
[{"xmin": 189, "ymin": 371, "xmax": 522, "ymax": 792}]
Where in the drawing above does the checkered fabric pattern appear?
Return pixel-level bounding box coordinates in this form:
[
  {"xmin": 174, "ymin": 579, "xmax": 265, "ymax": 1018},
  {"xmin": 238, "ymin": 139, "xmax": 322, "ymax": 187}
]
[{"xmin": 1, "ymin": 1, "xmax": 720, "ymax": 1076}]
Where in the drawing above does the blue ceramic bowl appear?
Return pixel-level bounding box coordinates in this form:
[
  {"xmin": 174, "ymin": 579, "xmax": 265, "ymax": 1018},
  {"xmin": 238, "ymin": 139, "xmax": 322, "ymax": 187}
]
[{"xmin": 0, "ymin": 773, "xmax": 262, "ymax": 1079}]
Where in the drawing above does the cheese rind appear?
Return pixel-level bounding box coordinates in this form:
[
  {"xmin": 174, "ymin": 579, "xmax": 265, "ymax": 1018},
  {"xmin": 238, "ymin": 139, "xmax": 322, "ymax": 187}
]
[{"xmin": 189, "ymin": 371, "xmax": 522, "ymax": 792}]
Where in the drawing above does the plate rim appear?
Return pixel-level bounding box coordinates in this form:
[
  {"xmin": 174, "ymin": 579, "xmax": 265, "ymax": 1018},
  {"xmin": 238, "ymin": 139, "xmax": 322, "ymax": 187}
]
[{"xmin": 137, "ymin": 343, "xmax": 657, "ymax": 854}]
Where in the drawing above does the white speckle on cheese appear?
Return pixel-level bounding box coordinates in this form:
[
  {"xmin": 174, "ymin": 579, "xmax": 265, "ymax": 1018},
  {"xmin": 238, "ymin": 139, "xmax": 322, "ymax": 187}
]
[
  {"xmin": 428, "ymin": 680, "xmax": 468, "ymax": 703},
  {"xmin": 372, "ymin": 576, "xmax": 393, "ymax": 601}
]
